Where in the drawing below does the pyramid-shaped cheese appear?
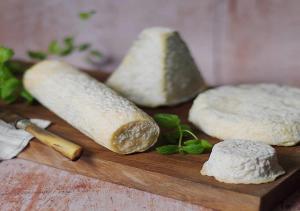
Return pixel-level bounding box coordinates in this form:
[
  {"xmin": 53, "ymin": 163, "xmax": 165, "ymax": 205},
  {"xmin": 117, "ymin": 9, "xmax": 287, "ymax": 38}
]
[{"xmin": 106, "ymin": 27, "xmax": 206, "ymax": 107}]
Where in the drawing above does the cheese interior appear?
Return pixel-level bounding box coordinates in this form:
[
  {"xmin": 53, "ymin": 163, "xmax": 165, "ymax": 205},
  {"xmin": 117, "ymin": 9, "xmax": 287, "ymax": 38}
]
[{"xmin": 112, "ymin": 120, "xmax": 158, "ymax": 154}]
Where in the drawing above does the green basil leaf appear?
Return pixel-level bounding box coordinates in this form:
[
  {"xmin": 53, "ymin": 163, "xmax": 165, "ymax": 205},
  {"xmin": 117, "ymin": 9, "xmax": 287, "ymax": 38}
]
[
  {"xmin": 60, "ymin": 48, "xmax": 73, "ymax": 56},
  {"xmin": 79, "ymin": 10, "xmax": 96, "ymax": 20},
  {"xmin": 47, "ymin": 37, "xmax": 75, "ymax": 56},
  {"xmin": 163, "ymin": 131, "xmax": 179, "ymax": 144},
  {"xmin": 48, "ymin": 40, "xmax": 62, "ymax": 55},
  {"xmin": 89, "ymin": 50, "xmax": 103, "ymax": 59},
  {"xmin": 180, "ymin": 124, "xmax": 192, "ymax": 131},
  {"xmin": 201, "ymin": 139, "xmax": 213, "ymax": 150},
  {"xmin": 154, "ymin": 113, "xmax": 180, "ymax": 128},
  {"xmin": 27, "ymin": 51, "xmax": 47, "ymax": 60},
  {"xmin": 64, "ymin": 37, "xmax": 74, "ymax": 47},
  {"xmin": 1, "ymin": 78, "xmax": 21, "ymax": 103},
  {"xmin": 20, "ymin": 89, "xmax": 34, "ymax": 103},
  {"xmin": 0, "ymin": 66, "xmax": 13, "ymax": 83},
  {"xmin": 156, "ymin": 145, "xmax": 179, "ymax": 155},
  {"xmin": 60, "ymin": 37, "xmax": 75, "ymax": 56},
  {"xmin": 86, "ymin": 50, "xmax": 104, "ymax": 64},
  {"xmin": 0, "ymin": 47, "xmax": 14, "ymax": 64},
  {"xmin": 183, "ymin": 139, "xmax": 201, "ymax": 146},
  {"xmin": 78, "ymin": 43, "xmax": 91, "ymax": 51},
  {"xmin": 182, "ymin": 144, "xmax": 204, "ymax": 154},
  {"xmin": 162, "ymin": 124, "xmax": 193, "ymax": 143},
  {"xmin": 183, "ymin": 139, "xmax": 213, "ymax": 151},
  {"xmin": 5, "ymin": 61, "xmax": 27, "ymax": 74},
  {"xmin": 1, "ymin": 94, "xmax": 18, "ymax": 104}
]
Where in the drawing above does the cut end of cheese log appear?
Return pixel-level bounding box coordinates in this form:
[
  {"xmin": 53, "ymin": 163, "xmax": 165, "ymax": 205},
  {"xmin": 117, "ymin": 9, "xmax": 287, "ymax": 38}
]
[
  {"xmin": 201, "ymin": 140, "xmax": 285, "ymax": 184},
  {"xmin": 106, "ymin": 27, "xmax": 206, "ymax": 107},
  {"xmin": 23, "ymin": 60, "xmax": 160, "ymax": 154},
  {"xmin": 112, "ymin": 120, "xmax": 159, "ymax": 153}
]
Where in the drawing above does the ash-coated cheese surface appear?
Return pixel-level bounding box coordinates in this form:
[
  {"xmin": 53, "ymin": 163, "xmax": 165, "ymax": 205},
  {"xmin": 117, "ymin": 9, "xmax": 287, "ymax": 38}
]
[
  {"xmin": 201, "ymin": 140, "xmax": 285, "ymax": 184},
  {"xmin": 106, "ymin": 27, "xmax": 206, "ymax": 107},
  {"xmin": 189, "ymin": 84, "xmax": 300, "ymax": 146},
  {"xmin": 23, "ymin": 60, "xmax": 159, "ymax": 154}
]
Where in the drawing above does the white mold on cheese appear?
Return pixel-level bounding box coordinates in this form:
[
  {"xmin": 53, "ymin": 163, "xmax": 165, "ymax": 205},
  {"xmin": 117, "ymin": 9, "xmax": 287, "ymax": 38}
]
[
  {"xmin": 106, "ymin": 27, "xmax": 206, "ymax": 107},
  {"xmin": 201, "ymin": 140, "xmax": 285, "ymax": 184},
  {"xmin": 189, "ymin": 84, "xmax": 300, "ymax": 146},
  {"xmin": 23, "ymin": 60, "xmax": 159, "ymax": 154}
]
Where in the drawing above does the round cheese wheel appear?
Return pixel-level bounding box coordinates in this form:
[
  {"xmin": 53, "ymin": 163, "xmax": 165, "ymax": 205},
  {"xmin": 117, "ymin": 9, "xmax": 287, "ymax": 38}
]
[
  {"xmin": 189, "ymin": 84, "xmax": 300, "ymax": 146},
  {"xmin": 201, "ymin": 140, "xmax": 285, "ymax": 184}
]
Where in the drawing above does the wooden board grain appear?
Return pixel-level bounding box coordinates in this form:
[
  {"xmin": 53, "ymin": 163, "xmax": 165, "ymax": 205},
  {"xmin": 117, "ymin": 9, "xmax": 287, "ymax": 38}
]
[{"xmin": 1, "ymin": 72, "xmax": 299, "ymax": 211}]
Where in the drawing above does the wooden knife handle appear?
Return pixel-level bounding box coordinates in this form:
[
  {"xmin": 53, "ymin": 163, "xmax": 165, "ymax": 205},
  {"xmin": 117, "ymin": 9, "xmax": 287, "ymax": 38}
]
[{"xmin": 24, "ymin": 123, "xmax": 83, "ymax": 160}]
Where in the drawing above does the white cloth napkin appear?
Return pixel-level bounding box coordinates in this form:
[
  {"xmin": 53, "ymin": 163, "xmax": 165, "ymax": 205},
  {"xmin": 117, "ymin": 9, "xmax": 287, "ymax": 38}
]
[{"xmin": 0, "ymin": 119, "xmax": 51, "ymax": 160}]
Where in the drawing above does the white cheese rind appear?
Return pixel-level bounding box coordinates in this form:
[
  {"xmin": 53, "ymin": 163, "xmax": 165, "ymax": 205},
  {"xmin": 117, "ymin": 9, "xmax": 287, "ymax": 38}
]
[
  {"xmin": 23, "ymin": 60, "xmax": 159, "ymax": 154},
  {"xmin": 201, "ymin": 140, "xmax": 285, "ymax": 184},
  {"xmin": 106, "ymin": 27, "xmax": 206, "ymax": 107},
  {"xmin": 189, "ymin": 84, "xmax": 300, "ymax": 146}
]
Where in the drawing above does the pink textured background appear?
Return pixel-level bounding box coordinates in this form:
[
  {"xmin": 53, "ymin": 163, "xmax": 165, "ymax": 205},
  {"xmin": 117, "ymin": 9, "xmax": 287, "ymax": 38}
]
[
  {"xmin": 0, "ymin": 1, "xmax": 300, "ymax": 210},
  {"xmin": 0, "ymin": 159, "xmax": 210, "ymax": 211},
  {"xmin": 0, "ymin": 159, "xmax": 299, "ymax": 211},
  {"xmin": 0, "ymin": 0, "xmax": 300, "ymax": 85}
]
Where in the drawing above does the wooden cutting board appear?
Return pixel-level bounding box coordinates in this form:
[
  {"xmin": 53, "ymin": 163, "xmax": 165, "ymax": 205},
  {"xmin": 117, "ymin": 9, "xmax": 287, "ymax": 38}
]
[{"xmin": 1, "ymin": 71, "xmax": 299, "ymax": 211}]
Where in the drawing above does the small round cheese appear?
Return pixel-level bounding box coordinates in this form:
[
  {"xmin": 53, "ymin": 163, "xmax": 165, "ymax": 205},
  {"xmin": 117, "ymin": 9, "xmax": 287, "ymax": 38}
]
[
  {"xmin": 189, "ymin": 84, "xmax": 300, "ymax": 146},
  {"xmin": 201, "ymin": 140, "xmax": 285, "ymax": 184}
]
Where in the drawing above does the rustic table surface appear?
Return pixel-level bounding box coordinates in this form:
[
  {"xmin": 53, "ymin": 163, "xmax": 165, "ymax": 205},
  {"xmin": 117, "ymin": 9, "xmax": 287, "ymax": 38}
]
[
  {"xmin": 0, "ymin": 70, "xmax": 299, "ymax": 211},
  {"xmin": 0, "ymin": 158, "xmax": 299, "ymax": 211}
]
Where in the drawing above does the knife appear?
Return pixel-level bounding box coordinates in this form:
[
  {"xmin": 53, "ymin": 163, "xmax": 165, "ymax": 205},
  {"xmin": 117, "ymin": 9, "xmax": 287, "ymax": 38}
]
[{"xmin": 0, "ymin": 109, "xmax": 83, "ymax": 160}]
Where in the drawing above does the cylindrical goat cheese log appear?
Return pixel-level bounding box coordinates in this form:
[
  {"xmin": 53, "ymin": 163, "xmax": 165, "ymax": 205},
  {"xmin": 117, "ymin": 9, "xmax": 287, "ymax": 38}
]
[{"xmin": 23, "ymin": 60, "xmax": 160, "ymax": 154}]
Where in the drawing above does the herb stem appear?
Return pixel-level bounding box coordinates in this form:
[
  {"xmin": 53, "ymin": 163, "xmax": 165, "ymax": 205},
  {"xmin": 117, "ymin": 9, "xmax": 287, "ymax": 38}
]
[
  {"xmin": 182, "ymin": 129, "xmax": 198, "ymax": 140},
  {"xmin": 178, "ymin": 125, "xmax": 183, "ymax": 147},
  {"xmin": 154, "ymin": 113, "xmax": 213, "ymax": 155}
]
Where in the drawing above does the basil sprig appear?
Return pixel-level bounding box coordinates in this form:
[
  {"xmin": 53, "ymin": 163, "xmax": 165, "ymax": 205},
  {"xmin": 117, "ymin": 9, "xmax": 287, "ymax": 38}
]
[
  {"xmin": 0, "ymin": 46, "xmax": 33, "ymax": 104},
  {"xmin": 79, "ymin": 10, "xmax": 96, "ymax": 20},
  {"xmin": 154, "ymin": 113, "xmax": 213, "ymax": 155},
  {"xmin": 27, "ymin": 10, "xmax": 102, "ymax": 63}
]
